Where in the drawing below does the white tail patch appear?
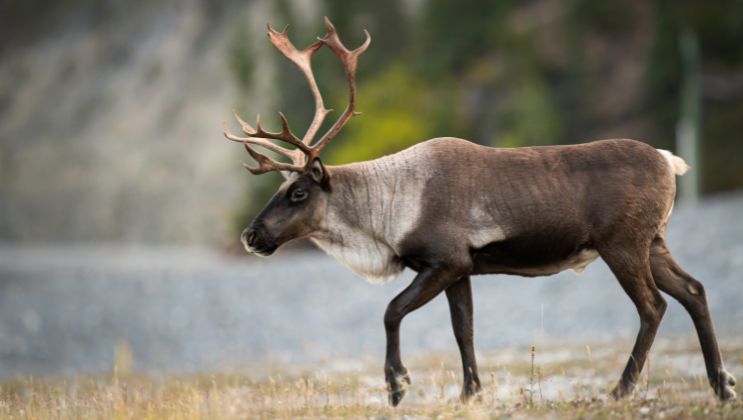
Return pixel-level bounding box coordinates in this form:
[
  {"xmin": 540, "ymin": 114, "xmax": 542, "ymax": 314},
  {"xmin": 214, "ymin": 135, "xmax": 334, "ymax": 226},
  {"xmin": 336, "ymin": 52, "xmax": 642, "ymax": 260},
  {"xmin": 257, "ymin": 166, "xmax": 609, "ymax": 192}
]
[{"xmin": 657, "ymin": 149, "xmax": 690, "ymax": 176}]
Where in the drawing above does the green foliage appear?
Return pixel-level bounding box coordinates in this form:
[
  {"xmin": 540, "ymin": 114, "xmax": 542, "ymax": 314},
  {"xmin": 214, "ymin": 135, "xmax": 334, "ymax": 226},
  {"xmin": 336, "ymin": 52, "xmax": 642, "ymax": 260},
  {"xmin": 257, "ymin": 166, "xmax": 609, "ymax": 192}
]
[
  {"xmin": 494, "ymin": 73, "xmax": 566, "ymax": 148},
  {"xmin": 324, "ymin": 0, "xmax": 409, "ymax": 75},
  {"xmin": 680, "ymin": 0, "xmax": 743, "ymax": 67},
  {"xmin": 702, "ymin": 100, "xmax": 743, "ymax": 191},
  {"xmin": 565, "ymin": 0, "xmax": 631, "ymax": 35},
  {"xmin": 415, "ymin": 0, "xmax": 513, "ymax": 79},
  {"xmin": 646, "ymin": 0, "xmax": 743, "ymax": 155},
  {"xmin": 645, "ymin": 0, "xmax": 684, "ymax": 146},
  {"xmin": 325, "ymin": 65, "xmax": 454, "ymax": 164},
  {"xmin": 484, "ymin": 29, "xmax": 566, "ymax": 147}
]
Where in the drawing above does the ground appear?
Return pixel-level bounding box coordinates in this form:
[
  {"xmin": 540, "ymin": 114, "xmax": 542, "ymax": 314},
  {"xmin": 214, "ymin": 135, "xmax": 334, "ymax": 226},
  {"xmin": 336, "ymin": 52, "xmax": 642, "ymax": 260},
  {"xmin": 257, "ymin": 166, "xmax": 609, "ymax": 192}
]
[
  {"xmin": 1, "ymin": 196, "xmax": 742, "ymax": 417},
  {"xmin": 1, "ymin": 337, "xmax": 740, "ymax": 419}
]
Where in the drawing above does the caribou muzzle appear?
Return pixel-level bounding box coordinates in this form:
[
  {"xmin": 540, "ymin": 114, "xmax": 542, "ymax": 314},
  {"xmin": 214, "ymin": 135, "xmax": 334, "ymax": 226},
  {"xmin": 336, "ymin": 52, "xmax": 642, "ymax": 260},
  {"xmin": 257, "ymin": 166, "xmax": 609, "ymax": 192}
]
[{"xmin": 241, "ymin": 225, "xmax": 278, "ymax": 256}]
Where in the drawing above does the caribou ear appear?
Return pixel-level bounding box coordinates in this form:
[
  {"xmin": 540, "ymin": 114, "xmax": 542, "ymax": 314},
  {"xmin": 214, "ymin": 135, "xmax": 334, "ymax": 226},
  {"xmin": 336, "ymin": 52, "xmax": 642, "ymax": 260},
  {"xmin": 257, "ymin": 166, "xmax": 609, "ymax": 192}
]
[
  {"xmin": 310, "ymin": 158, "xmax": 328, "ymax": 186},
  {"xmin": 280, "ymin": 170, "xmax": 292, "ymax": 180}
]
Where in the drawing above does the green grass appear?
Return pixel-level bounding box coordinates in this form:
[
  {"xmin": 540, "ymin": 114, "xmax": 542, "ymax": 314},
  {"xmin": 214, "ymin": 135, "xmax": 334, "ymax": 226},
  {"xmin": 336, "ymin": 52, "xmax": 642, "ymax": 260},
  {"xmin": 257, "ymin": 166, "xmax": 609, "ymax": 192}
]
[{"xmin": 1, "ymin": 337, "xmax": 741, "ymax": 418}]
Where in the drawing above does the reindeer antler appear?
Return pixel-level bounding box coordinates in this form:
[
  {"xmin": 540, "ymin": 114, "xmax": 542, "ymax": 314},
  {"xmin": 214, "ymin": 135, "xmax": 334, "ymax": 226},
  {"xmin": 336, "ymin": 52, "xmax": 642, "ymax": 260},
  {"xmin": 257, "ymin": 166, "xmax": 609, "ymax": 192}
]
[
  {"xmin": 224, "ymin": 17, "xmax": 371, "ymax": 175},
  {"xmin": 311, "ymin": 17, "xmax": 370, "ymax": 154}
]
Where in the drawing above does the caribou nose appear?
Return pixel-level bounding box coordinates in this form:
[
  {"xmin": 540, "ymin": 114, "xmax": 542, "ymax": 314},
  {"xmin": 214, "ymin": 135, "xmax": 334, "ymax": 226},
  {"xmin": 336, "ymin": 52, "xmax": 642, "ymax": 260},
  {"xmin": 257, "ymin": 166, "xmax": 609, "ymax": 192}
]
[
  {"xmin": 241, "ymin": 226, "xmax": 277, "ymax": 255},
  {"xmin": 247, "ymin": 230, "xmax": 258, "ymax": 247},
  {"xmin": 242, "ymin": 228, "xmax": 259, "ymax": 248}
]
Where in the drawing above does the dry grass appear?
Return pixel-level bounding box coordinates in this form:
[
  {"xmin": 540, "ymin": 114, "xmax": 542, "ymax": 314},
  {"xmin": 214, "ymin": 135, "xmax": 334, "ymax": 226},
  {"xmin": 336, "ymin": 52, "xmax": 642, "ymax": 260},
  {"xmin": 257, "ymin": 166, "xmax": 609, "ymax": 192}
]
[{"xmin": 1, "ymin": 337, "xmax": 741, "ymax": 419}]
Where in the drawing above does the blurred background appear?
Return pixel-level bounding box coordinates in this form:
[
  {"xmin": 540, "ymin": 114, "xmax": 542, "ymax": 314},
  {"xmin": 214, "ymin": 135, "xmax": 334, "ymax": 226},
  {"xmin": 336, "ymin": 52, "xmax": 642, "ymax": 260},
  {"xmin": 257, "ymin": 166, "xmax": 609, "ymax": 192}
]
[{"xmin": 0, "ymin": 0, "xmax": 742, "ymax": 379}]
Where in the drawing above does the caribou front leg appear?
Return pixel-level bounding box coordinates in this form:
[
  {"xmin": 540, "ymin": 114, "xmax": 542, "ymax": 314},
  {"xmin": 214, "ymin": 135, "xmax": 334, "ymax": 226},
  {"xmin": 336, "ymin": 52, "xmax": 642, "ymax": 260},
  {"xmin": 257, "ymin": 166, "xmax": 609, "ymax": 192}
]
[
  {"xmin": 446, "ymin": 276, "xmax": 482, "ymax": 401},
  {"xmin": 383, "ymin": 266, "xmax": 462, "ymax": 406}
]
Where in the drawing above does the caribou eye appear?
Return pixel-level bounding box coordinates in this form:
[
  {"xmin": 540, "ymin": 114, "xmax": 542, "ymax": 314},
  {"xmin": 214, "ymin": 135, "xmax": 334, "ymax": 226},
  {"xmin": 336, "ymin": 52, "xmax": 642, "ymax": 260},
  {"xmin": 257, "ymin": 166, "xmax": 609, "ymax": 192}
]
[{"xmin": 290, "ymin": 188, "xmax": 308, "ymax": 203}]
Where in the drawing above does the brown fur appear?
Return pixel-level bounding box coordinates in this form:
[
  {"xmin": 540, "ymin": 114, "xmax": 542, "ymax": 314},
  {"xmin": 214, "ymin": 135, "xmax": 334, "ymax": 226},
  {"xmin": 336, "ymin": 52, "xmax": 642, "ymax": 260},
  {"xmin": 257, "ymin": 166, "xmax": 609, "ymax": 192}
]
[{"xmin": 242, "ymin": 138, "xmax": 737, "ymax": 405}]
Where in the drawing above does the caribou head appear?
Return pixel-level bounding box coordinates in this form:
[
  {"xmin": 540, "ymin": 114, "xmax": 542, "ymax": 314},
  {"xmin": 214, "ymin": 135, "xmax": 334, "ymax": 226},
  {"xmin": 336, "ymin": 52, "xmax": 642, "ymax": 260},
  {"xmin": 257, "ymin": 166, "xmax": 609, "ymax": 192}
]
[{"xmin": 224, "ymin": 17, "xmax": 369, "ymax": 256}]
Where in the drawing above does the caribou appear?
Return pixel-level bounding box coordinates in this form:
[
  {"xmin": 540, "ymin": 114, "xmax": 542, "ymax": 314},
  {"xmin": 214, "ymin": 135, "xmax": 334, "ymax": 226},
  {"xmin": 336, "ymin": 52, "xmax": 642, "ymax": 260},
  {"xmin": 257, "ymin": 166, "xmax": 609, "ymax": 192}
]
[{"xmin": 223, "ymin": 18, "xmax": 737, "ymax": 405}]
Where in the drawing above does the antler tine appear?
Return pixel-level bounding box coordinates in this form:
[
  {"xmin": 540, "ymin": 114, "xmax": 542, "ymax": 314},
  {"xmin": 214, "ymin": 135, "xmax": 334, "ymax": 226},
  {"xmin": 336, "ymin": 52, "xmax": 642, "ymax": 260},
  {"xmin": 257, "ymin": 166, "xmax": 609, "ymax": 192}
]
[
  {"xmin": 225, "ymin": 106, "xmax": 320, "ymax": 173},
  {"xmin": 242, "ymin": 144, "xmax": 305, "ymax": 175},
  {"xmin": 232, "ymin": 111, "xmax": 310, "ymax": 153},
  {"xmin": 224, "ymin": 120, "xmax": 294, "ymax": 157},
  {"xmin": 267, "ymin": 24, "xmax": 331, "ymax": 146},
  {"xmin": 309, "ymin": 16, "xmax": 371, "ymax": 156},
  {"xmin": 226, "ymin": 19, "xmax": 370, "ymax": 175}
]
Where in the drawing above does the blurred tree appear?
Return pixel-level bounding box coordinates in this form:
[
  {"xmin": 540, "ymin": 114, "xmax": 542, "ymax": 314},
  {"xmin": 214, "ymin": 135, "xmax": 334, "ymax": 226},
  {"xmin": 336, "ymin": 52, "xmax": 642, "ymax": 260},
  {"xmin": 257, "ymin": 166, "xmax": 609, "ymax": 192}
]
[
  {"xmin": 229, "ymin": 0, "xmax": 743, "ymax": 239},
  {"xmin": 325, "ymin": 65, "xmax": 462, "ymax": 164},
  {"xmin": 415, "ymin": 0, "xmax": 513, "ymax": 79},
  {"xmin": 646, "ymin": 0, "xmax": 743, "ymax": 192}
]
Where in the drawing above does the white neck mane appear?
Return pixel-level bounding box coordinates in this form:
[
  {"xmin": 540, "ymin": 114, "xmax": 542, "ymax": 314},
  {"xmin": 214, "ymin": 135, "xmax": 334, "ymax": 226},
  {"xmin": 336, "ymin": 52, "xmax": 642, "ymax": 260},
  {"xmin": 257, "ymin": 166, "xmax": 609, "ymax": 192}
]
[
  {"xmin": 310, "ymin": 233, "xmax": 402, "ymax": 284},
  {"xmin": 309, "ymin": 153, "xmax": 429, "ymax": 283}
]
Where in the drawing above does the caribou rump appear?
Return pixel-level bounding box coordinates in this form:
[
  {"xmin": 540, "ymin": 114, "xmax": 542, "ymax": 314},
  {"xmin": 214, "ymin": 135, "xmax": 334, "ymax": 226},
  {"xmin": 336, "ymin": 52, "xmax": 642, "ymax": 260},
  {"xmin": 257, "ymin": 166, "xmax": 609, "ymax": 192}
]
[{"xmin": 223, "ymin": 17, "xmax": 737, "ymax": 405}]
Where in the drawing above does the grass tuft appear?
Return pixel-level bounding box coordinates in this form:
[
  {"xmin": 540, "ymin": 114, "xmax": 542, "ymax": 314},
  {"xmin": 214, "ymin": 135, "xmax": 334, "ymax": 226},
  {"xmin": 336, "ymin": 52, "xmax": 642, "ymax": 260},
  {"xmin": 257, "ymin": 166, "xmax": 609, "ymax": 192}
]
[{"xmin": 0, "ymin": 337, "xmax": 740, "ymax": 418}]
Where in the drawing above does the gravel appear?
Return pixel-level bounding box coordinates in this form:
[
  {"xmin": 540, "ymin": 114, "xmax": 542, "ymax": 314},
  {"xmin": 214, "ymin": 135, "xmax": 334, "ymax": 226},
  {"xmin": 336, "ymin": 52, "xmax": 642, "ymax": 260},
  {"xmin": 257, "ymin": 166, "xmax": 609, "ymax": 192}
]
[{"xmin": 0, "ymin": 193, "xmax": 742, "ymax": 379}]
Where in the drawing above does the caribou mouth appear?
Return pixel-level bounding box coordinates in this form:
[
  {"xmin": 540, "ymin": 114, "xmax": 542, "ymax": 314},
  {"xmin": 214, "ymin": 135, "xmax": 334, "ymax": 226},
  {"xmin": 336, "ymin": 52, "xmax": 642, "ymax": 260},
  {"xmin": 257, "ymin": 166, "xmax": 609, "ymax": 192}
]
[
  {"xmin": 243, "ymin": 243, "xmax": 278, "ymax": 256},
  {"xmin": 251, "ymin": 247, "xmax": 276, "ymax": 257}
]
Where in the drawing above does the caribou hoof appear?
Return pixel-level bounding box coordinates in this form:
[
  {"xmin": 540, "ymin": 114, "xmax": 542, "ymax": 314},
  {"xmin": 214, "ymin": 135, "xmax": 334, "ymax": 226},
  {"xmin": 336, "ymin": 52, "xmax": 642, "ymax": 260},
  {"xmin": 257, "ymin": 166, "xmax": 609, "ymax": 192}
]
[
  {"xmin": 717, "ymin": 369, "xmax": 738, "ymax": 401},
  {"xmin": 460, "ymin": 381, "xmax": 483, "ymax": 403},
  {"xmin": 609, "ymin": 383, "xmax": 632, "ymax": 400},
  {"xmin": 386, "ymin": 368, "xmax": 411, "ymax": 407}
]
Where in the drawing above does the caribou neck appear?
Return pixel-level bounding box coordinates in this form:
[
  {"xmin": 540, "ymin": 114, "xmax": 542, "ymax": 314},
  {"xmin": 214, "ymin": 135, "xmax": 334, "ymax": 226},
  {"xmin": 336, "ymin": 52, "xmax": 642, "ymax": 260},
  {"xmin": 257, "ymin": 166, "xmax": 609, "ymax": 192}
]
[
  {"xmin": 319, "ymin": 159, "xmax": 401, "ymax": 246},
  {"xmin": 307, "ymin": 156, "xmax": 422, "ymax": 283}
]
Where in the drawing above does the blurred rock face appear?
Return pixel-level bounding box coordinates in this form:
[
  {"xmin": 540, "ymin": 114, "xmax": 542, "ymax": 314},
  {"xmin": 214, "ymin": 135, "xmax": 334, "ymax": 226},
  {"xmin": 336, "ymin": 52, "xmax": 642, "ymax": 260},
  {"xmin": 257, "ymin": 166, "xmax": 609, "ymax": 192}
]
[{"xmin": 0, "ymin": 1, "xmax": 248, "ymax": 243}]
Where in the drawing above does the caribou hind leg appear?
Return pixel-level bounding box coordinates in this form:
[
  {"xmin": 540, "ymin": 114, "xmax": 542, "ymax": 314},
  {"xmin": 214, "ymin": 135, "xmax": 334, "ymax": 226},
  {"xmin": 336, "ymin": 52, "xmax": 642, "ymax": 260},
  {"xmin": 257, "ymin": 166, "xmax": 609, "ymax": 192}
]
[
  {"xmin": 599, "ymin": 242, "xmax": 668, "ymax": 399},
  {"xmin": 445, "ymin": 276, "xmax": 482, "ymax": 402},
  {"xmin": 383, "ymin": 266, "xmax": 461, "ymax": 406},
  {"xmin": 649, "ymin": 236, "xmax": 737, "ymax": 400}
]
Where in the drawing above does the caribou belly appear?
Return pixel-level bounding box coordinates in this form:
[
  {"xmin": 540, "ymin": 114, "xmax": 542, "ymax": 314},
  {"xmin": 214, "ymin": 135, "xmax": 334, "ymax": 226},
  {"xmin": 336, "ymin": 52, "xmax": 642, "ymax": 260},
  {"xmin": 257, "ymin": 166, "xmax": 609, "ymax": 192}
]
[
  {"xmin": 471, "ymin": 235, "xmax": 600, "ymax": 277},
  {"xmin": 508, "ymin": 248, "xmax": 599, "ymax": 276}
]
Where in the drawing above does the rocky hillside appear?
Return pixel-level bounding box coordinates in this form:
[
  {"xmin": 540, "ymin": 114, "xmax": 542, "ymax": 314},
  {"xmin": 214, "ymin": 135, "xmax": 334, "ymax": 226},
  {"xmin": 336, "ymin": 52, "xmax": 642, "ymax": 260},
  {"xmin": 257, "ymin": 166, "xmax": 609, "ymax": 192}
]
[{"xmin": 0, "ymin": 0, "xmax": 286, "ymax": 244}]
